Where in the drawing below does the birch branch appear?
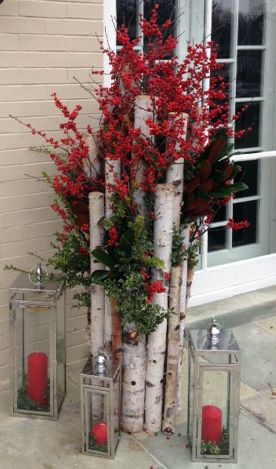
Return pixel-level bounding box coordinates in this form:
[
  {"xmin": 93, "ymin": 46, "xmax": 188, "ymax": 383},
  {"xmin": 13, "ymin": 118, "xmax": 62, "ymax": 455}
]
[
  {"xmin": 104, "ymin": 159, "xmax": 121, "ymax": 344},
  {"xmin": 122, "ymin": 327, "xmax": 146, "ymax": 433},
  {"xmin": 145, "ymin": 183, "xmax": 175, "ymax": 433},
  {"xmin": 89, "ymin": 192, "xmax": 105, "ymax": 358},
  {"xmin": 133, "ymin": 95, "xmax": 153, "ymax": 215}
]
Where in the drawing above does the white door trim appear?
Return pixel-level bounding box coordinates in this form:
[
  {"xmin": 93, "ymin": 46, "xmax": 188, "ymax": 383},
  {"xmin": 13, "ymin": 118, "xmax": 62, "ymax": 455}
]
[{"xmin": 190, "ymin": 253, "xmax": 276, "ymax": 306}]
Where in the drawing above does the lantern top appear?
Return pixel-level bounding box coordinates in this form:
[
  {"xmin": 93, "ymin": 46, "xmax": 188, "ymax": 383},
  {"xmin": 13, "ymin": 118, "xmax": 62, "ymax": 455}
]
[
  {"xmin": 9, "ymin": 273, "xmax": 63, "ymax": 304},
  {"xmin": 81, "ymin": 356, "xmax": 120, "ymax": 381},
  {"xmin": 189, "ymin": 328, "xmax": 240, "ymax": 353}
]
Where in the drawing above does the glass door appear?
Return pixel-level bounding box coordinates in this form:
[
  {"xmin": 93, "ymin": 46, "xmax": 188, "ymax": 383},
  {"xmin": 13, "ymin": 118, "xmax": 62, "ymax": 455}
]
[{"xmin": 207, "ymin": 0, "xmax": 275, "ymax": 267}]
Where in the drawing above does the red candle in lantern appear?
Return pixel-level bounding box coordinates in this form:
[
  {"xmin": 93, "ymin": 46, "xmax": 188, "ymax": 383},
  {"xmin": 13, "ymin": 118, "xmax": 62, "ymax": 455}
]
[
  {"xmin": 91, "ymin": 422, "xmax": 108, "ymax": 445},
  {"xmin": 201, "ymin": 405, "xmax": 222, "ymax": 444},
  {"xmin": 27, "ymin": 352, "xmax": 48, "ymax": 406}
]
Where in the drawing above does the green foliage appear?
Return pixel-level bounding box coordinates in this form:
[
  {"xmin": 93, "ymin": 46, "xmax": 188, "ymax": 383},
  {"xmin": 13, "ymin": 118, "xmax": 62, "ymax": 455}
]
[
  {"xmin": 17, "ymin": 377, "xmax": 50, "ymax": 412},
  {"xmin": 201, "ymin": 427, "xmax": 229, "ymax": 456},
  {"xmin": 91, "ymin": 196, "xmax": 167, "ymax": 334},
  {"xmin": 171, "ymin": 225, "xmax": 186, "ymax": 267},
  {"xmin": 183, "ymin": 131, "xmax": 248, "ymax": 221},
  {"xmin": 89, "ymin": 434, "xmax": 108, "ymax": 453},
  {"xmin": 93, "ymin": 271, "xmax": 167, "ymax": 335},
  {"xmin": 187, "ymin": 239, "xmax": 201, "ymax": 270}
]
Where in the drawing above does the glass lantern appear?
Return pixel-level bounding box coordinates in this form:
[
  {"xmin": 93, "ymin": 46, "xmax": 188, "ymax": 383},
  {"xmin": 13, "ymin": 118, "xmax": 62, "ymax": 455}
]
[
  {"xmin": 187, "ymin": 319, "xmax": 240, "ymax": 463},
  {"xmin": 9, "ymin": 265, "xmax": 66, "ymax": 420},
  {"xmin": 80, "ymin": 349, "xmax": 121, "ymax": 459}
]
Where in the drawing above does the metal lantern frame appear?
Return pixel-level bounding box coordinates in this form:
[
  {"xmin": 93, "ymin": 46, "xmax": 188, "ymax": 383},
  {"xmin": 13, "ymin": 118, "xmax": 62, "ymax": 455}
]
[
  {"xmin": 9, "ymin": 273, "xmax": 66, "ymax": 420},
  {"xmin": 187, "ymin": 327, "xmax": 241, "ymax": 463},
  {"xmin": 80, "ymin": 356, "xmax": 121, "ymax": 459}
]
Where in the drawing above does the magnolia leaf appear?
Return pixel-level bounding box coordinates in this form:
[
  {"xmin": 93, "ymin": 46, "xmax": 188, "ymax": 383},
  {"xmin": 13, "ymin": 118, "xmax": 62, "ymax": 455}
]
[
  {"xmin": 118, "ymin": 229, "xmax": 134, "ymax": 255},
  {"xmin": 206, "ymin": 137, "xmax": 227, "ymax": 165},
  {"xmin": 209, "ymin": 182, "xmax": 248, "ymax": 199},
  {"xmin": 198, "ymin": 160, "xmax": 212, "ymax": 181},
  {"xmin": 91, "ymin": 270, "xmax": 110, "ymax": 282},
  {"xmin": 91, "ymin": 248, "xmax": 116, "ymax": 269}
]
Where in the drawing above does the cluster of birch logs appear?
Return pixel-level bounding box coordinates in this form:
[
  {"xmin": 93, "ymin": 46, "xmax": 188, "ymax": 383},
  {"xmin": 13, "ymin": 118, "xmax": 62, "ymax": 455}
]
[{"xmin": 88, "ymin": 96, "xmax": 194, "ymax": 435}]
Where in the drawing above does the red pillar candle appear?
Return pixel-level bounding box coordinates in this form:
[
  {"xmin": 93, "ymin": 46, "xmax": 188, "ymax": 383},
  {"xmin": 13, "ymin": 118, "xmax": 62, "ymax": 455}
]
[
  {"xmin": 91, "ymin": 422, "xmax": 108, "ymax": 445},
  {"xmin": 27, "ymin": 352, "xmax": 48, "ymax": 406},
  {"xmin": 201, "ymin": 405, "xmax": 222, "ymax": 444}
]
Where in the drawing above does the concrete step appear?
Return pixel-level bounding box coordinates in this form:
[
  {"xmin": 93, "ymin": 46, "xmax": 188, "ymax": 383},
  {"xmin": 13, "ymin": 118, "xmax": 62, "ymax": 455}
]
[{"xmin": 186, "ymin": 285, "xmax": 276, "ymax": 330}]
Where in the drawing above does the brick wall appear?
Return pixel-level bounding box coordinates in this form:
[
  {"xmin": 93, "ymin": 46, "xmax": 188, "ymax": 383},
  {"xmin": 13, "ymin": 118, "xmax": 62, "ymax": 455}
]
[{"xmin": 0, "ymin": 0, "xmax": 103, "ymax": 389}]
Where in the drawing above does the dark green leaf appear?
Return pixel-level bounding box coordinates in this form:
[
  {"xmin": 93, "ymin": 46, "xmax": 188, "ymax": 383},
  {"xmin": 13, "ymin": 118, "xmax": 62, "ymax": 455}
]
[
  {"xmin": 91, "ymin": 248, "xmax": 116, "ymax": 269},
  {"xmin": 91, "ymin": 270, "xmax": 110, "ymax": 282},
  {"xmin": 209, "ymin": 182, "xmax": 248, "ymax": 199}
]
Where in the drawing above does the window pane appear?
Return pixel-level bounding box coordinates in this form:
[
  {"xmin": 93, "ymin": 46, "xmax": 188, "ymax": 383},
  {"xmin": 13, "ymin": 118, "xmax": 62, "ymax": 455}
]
[
  {"xmin": 213, "ymin": 205, "xmax": 226, "ymax": 223},
  {"xmin": 144, "ymin": 0, "xmax": 175, "ymax": 25},
  {"xmin": 208, "ymin": 227, "xmax": 226, "ymax": 252},
  {"xmin": 117, "ymin": 0, "xmax": 137, "ymax": 40},
  {"xmin": 144, "ymin": 0, "xmax": 176, "ymax": 55},
  {"xmin": 212, "ymin": 0, "xmax": 233, "ymax": 58},
  {"xmin": 235, "ymin": 102, "xmax": 261, "ymax": 149},
  {"xmin": 212, "ymin": 63, "xmax": 232, "ymax": 99},
  {"xmin": 232, "ymin": 201, "xmax": 258, "ymax": 246},
  {"xmin": 236, "ymin": 50, "xmax": 263, "ymax": 98},
  {"xmin": 236, "ymin": 160, "xmax": 259, "ymax": 198},
  {"xmin": 238, "ymin": 0, "xmax": 264, "ymax": 45}
]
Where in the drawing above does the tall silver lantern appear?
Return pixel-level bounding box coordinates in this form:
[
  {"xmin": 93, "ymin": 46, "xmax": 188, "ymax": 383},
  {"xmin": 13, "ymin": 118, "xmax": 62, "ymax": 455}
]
[
  {"xmin": 80, "ymin": 349, "xmax": 121, "ymax": 459},
  {"xmin": 9, "ymin": 264, "xmax": 66, "ymax": 420},
  {"xmin": 187, "ymin": 319, "xmax": 240, "ymax": 463}
]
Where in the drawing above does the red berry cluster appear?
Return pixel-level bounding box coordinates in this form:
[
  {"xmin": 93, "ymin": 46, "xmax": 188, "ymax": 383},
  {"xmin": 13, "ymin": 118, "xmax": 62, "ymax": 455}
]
[{"xmin": 226, "ymin": 218, "xmax": 250, "ymax": 231}]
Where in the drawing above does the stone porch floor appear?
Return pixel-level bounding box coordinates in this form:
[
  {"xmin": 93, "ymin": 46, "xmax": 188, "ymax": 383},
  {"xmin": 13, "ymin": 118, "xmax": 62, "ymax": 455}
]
[{"xmin": 1, "ymin": 293, "xmax": 276, "ymax": 468}]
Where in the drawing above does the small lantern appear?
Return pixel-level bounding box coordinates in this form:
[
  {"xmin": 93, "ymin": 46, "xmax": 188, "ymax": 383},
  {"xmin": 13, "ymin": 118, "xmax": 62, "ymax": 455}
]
[
  {"xmin": 80, "ymin": 349, "xmax": 121, "ymax": 459},
  {"xmin": 9, "ymin": 265, "xmax": 66, "ymax": 420},
  {"xmin": 187, "ymin": 318, "xmax": 240, "ymax": 463}
]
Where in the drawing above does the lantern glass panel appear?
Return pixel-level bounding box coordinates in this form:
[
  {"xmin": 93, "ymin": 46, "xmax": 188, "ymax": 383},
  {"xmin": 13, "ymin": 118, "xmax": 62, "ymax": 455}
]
[
  {"xmin": 188, "ymin": 348, "xmax": 195, "ymax": 446},
  {"xmin": 9, "ymin": 274, "xmax": 65, "ymax": 420},
  {"xmin": 200, "ymin": 369, "xmax": 230, "ymax": 457},
  {"xmin": 113, "ymin": 369, "xmax": 121, "ymax": 449},
  {"xmin": 56, "ymin": 293, "xmax": 66, "ymax": 409},
  {"xmin": 81, "ymin": 358, "xmax": 121, "ymax": 458},
  {"xmin": 188, "ymin": 328, "xmax": 240, "ymax": 463},
  {"xmin": 14, "ymin": 303, "xmax": 53, "ymax": 414},
  {"xmin": 84, "ymin": 388, "xmax": 109, "ymax": 456}
]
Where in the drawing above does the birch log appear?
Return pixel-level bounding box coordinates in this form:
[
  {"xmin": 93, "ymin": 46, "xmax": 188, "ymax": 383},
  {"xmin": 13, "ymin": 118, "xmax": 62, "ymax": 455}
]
[
  {"xmin": 122, "ymin": 327, "xmax": 146, "ymax": 432},
  {"xmin": 133, "ymin": 95, "xmax": 153, "ymax": 214},
  {"xmin": 166, "ymin": 113, "xmax": 188, "ymax": 229},
  {"xmin": 89, "ymin": 192, "xmax": 105, "ymax": 358},
  {"xmin": 185, "ymin": 265, "xmax": 195, "ymax": 310},
  {"xmin": 83, "ymin": 133, "xmax": 101, "ymax": 178},
  {"xmin": 176, "ymin": 224, "xmax": 191, "ymax": 412},
  {"xmin": 104, "ymin": 159, "xmax": 121, "ymax": 344},
  {"xmin": 162, "ymin": 114, "xmax": 188, "ymax": 432},
  {"xmin": 145, "ymin": 183, "xmax": 175, "ymax": 433},
  {"xmin": 162, "ymin": 264, "xmax": 182, "ymax": 434},
  {"xmin": 110, "ymin": 296, "xmax": 122, "ymax": 365}
]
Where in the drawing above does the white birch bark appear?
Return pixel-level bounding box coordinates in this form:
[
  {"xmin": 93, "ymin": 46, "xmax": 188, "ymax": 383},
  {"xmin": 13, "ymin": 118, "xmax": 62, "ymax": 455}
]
[
  {"xmin": 162, "ymin": 264, "xmax": 182, "ymax": 434},
  {"xmin": 89, "ymin": 192, "xmax": 105, "ymax": 422},
  {"xmin": 162, "ymin": 113, "xmax": 189, "ymax": 429},
  {"xmin": 89, "ymin": 192, "xmax": 105, "ymax": 358},
  {"xmin": 176, "ymin": 224, "xmax": 191, "ymax": 412},
  {"xmin": 104, "ymin": 159, "xmax": 121, "ymax": 344},
  {"xmin": 122, "ymin": 327, "xmax": 146, "ymax": 433},
  {"xmin": 83, "ymin": 133, "xmax": 101, "ymax": 178},
  {"xmin": 133, "ymin": 95, "xmax": 153, "ymax": 214},
  {"xmin": 166, "ymin": 113, "xmax": 188, "ymax": 229},
  {"xmin": 145, "ymin": 183, "xmax": 175, "ymax": 433}
]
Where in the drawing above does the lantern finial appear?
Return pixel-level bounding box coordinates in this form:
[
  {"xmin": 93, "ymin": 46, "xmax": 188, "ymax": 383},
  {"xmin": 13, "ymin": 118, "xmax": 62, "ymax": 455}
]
[
  {"xmin": 207, "ymin": 316, "xmax": 222, "ymax": 345},
  {"xmin": 95, "ymin": 348, "xmax": 107, "ymax": 375},
  {"xmin": 29, "ymin": 262, "xmax": 48, "ymax": 286}
]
